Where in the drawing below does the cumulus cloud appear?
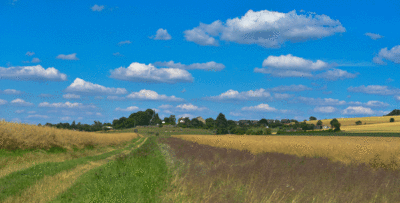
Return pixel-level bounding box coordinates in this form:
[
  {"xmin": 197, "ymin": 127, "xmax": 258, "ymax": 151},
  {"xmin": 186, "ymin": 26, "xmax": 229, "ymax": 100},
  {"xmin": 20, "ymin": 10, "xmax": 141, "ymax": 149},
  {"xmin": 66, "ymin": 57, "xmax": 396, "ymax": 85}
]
[
  {"xmin": 373, "ymin": 45, "xmax": 400, "ymax": 65},
  {"xmin": 11, "ymin": 98, "xmax": 33, "ymax": 106},
  {"xmin": 65, "ymin": 78, "xmax": 127, "ymax": 95},
  {"xmin": 126, "ymin": 89, "xmax": 184, "ymax": 101},
  {"xmin": 0, "ymin": 99, "xmax": 7, "ymax": 105},
  {"xmin": 109, "ymin": 62, "xmax": 193, "ymax": 83},
  {"xmin": 365, "ymin": 32, "xmax": 383, "ymax": 40},
  {"xmin": 1, "ymin": 89, "xmax": 22, "ymax": 94},
  {"xmin": 274, "ymin": 93, "xmax": 294, "ymax": 99},
  {"xmin": 314, "ymin": 106, "xmax": 336, "ymax": 113},
  {"xmin": 184, "ymin": 9, "xmax": 345, "ymax": 47},
  {"xmin": 347, "ymin": 85, "xmax": 400, "ymax": 95},
  {"xmin": 0, "ymin": 65, "xmax": 67, "ymax": 81},
  {"xmin": 395, "ymin": 96, "xmax": 400, "ymax": 101},
  {"xmin": 153, "ymin": 61, "xmax": 225, "ymax": 71},
  {"xmin": 26, "ymin": 51, "xmax": 35, "ymax": 56},
  {"xmin": 159, "ymin": 104, "xmax": 173, "ymax": 109},
  {"xmin": 178, "ymin": 114, "xmax": 195, "ymax": 119},
  {"xmin": 315, "ymin": 68, "xmax": 358, "ymax": 80},
  {"xmin": 348, "ymin": 100, "xmax": 389, "ymax": 108},
  {"xmin": 39, "ymin": 101, "xmax": 96, "ymax": 109},
  {"xmin": 176, "ymin": 103, "xmax": 207, "ymax": 111},
  {"xmin": 342, "ymin": 106, "xmax": 374, "ymax": 115},
  {"xmin": 298, "ymin": 97, "xmax": 346, "ymax": 105},
  {"xmin": 269, "ymin": 84, "xmax": 312, "ymax": 92},
  {"xmin": 27, "ymin": 114, "xmax": 49, "ymax": 119},
  {"xmin": 206, "ymin": 88, "xmax": 272, "ymax": 101},
  {"xmin": 153, "ymin": 28, "xmax": 172, "ymax": 40},
  {"xmin": 118, "ymin": 40, "xmax": 131, "ymax": 45},
  {"xmin": 91, "ymin": 4, "xmax": 104, "ymax": 11},
  {"xmin": 56, "ymin": 53, "xmax": 79, "ymax": 60},
  {"xmin": 241, "ymin": 103, "xmax": 277, "ymax": 112},
  {"xmin": 31, "ymin": 58, "xmax": 41, "ymax": 63},
  {"xmin": 63, "ymin": 93, "xmax": 80, "ymax": 99},
  {"xmin": 115, "ymin": 106, "xmax": 140, "ymax": 112}
]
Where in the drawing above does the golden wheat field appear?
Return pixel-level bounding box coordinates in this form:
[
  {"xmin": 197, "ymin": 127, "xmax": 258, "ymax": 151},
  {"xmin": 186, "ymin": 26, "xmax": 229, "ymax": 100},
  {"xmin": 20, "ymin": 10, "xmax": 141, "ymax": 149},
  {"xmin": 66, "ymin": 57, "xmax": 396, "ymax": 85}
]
[
  {"xmin": 341, "ymin": 122, "xmax": 400, "ymax": 132},
  {"xmin": 0, "ymin": 119, "xmax": 140, "ymax": 151},
  {"xmin": 301, "ymin": 115, "xmax": 400, "ymax": 127},
  {"xmin": 172, "ymin": 134, "xmax": 400, "ymax": 169}
]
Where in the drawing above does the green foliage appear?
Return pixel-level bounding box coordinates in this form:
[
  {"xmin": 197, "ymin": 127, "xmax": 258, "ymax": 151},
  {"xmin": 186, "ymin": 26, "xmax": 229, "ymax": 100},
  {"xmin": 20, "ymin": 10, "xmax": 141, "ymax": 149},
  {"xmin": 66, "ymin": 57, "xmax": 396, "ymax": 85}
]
[
  {"xmin": 330, "ymin": 118, "xmax": 341, "ymax": 131},
  {"xmin": 258, "ymin": 118, "xmax": 268, "ymax": 126},
  {"xmin": 386, "ymin": 109, "xmax": 400, "ymax": 116},
  {"xmin": 390, "ymin": 118, "xmax": 395, "ymax": 122},
  {"xmin": 216, "ymin": 113, "xmax": 228, "ymax": 134},
  {"xmin": 355, "ymin": 120, "xmax": 362, "ymax": 125},
  {"xmin": 309, "ymin": 116, "xmax": 317, "ymax": 121},
  {"xmin": 205, "ymin": 117, "xmax": 216, "ymax": 129},
  {"xmin": 317, "ymin": 120, "xmax": 323, "ymax": 126}
]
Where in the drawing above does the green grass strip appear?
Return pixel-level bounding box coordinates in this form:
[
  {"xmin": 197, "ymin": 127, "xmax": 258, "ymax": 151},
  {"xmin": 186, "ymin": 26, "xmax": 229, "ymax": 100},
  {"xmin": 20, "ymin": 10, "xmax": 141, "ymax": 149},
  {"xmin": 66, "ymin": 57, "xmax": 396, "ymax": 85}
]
[
  {"xmin": 0, "ymin": 137, "xmax": 144, "ymax": 202},
  {"xmin": 50, "ymin": 136, "xmax": 169, "ymax": 203}
]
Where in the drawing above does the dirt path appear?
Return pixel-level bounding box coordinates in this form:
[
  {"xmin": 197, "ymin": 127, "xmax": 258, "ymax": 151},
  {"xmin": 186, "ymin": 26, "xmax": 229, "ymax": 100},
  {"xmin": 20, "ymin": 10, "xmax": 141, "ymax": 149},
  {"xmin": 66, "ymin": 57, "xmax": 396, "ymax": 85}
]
[{"xmin": 2, "ymin": 137, "xmax": 148, "ymax": 203}]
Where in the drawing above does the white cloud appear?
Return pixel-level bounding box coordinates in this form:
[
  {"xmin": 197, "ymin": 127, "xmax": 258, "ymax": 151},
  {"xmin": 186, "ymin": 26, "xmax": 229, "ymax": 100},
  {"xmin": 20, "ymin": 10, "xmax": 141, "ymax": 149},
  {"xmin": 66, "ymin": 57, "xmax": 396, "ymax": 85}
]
[
  {"xmin": 241, "ymin": 103, "xmax": 277, "ymax": 112},
  {"xmin": 184, "ymin": 9, "xmax": 345, "ymax": 47},
  {"xmin": 95, "ymin": 112, "xmax": 102, "ymax": 116},
  {"xmin": 107, "ymin": 96, "xmax": 126, "ymax": 100},
  {"xmin": 39, "ymin": 101, "xmax": 96, "ymax": 109},
  {"xmin": 274, "ymin": 93, "xmax": 294, "ymax": 99},
  {"xmin": 27, "ymin": 114, "xmax": 49, "ymax": 119},
  {"xmin": 314, "ymin": 106, "xmax": 336, "ymax": 113},
  {"xmin": 315, "ymin": 68, "xmax": 358, "ymax": 80},
  {"xmin": 109, "ymin": 62, "xmax": 193, "ymax": 83},
  {"xmin": 207, "ymin": 88, "xmax": 272, "ymax": 101},
  {"xmin": 118, "ymin": 40, "xmax": 131, "ymax": 45},
  {"xmin": 31, "ymin": 58, "xmax": 41, "ymax": 63},
  {"xmin": 56, "ymin": 53, "xmax": 79, "ymax": 60},
  {"xmin": 11, "ymin": 98, "xmax": 33, "ymax": 106},
  {"xmin": 365, "ymin": 32, "xmax": 383, "ymax": 40},
  {"xmin": 153, "ymin": 61, "xmax": 225, "ymax": 71},
  {"xmin": 229, "ymin": 112, "xmax": 243, "ymax": 116},
  {"xmin": 373, "ymin": 45, "xmax": 400, "ymax": 64},
  {"xmin": 39, "ymin": 94, "xmax": 52, "ymax": 98},
  {"xmin": 65, "ymin": 78, "xmax": 127, "ymax": 95},
  {"xmin": 115, "ymin": 106, "xmax": 140, "ymax": 112},
  {"xmin": 15, "ymin": 110, "xmax": 24, "ymax": 113},
  {"xmin": 126, "ymin": 89, "xmax": 184, "ymax": 101},
  {"xmin": 342, "ymin": 106, "xmax": 374, "ymax": 115},
  {"xmin": 159, "ymin": 104, "xmax": 173, "ymax": 109},
  {"xmin": 0, "ymin": 65, "xmax": 67, "ymax": 81},
  {"xmin": 26, "ymin": 51, "xmax": 35, "ymax": 56},
  {"xmin": 91, "ymin": 4, "xmax": 104, "ymax": 11},
  {"xmin": 178, "ymin": 114, "xmax": 195, "ymax": 119},
  {"xmin": 298, "ymin": 97, "xmax": 346, "ymax": 105},
  {"xmin": 63, "ymin": 93, "xmax": 81, "ymax": 99},
  {"xmin": 163, "ymin": 110, "xmax": 173, "ymax": 114},
  {"xmin": 262, "ymin": 54, "xmax": 331, "ymax": 71},
  {"xmin": 347, "ymin": 85, "xmax": 400, "ymax": 95},
  {"xmin": 1, "ymin": 89, "xmax": 22, "ymax": 94},
  {"xmin": 395, "ymin": 96, "xmax": 400, "ymax": 101},
  {"xmin": 269, "ymin": 84, "xmax": 312, "ymax": 92},
  {"xmin": 60, "ymin": 116, "xmax": 71, "ymax": 121},
  {"xmin": 254, "ymin": 68, "xmax": 314, "ymax": 77},
  {"xmin": 348, "ymin": 100, "xmax": 389, "ymax": 108},
  {"xmin": 176, "ymin": 103, "xmax": 207, "ymax": 111},
  {"xmin": 153, "ymin": 28, "xmax": 172, "ymax": 40}
]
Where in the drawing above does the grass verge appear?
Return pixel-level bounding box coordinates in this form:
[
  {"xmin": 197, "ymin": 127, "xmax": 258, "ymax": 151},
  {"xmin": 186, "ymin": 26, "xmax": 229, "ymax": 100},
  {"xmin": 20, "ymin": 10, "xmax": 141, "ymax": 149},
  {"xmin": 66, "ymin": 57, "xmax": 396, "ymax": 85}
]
[
  {"xmin": 49, "ymin": 136, "xmax": 169, "ymax": 203},
  {"xmin": 0, "ymin": 137, "xmax": 143, "ymax": 202}
]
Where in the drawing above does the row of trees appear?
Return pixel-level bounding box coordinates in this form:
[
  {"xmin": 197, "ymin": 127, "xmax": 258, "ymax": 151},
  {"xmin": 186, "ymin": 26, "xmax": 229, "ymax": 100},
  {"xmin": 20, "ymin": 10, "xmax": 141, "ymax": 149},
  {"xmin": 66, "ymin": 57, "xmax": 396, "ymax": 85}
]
[{"xmin": 40, "ymin": 120, "xmax": 111, "ymax": 132}]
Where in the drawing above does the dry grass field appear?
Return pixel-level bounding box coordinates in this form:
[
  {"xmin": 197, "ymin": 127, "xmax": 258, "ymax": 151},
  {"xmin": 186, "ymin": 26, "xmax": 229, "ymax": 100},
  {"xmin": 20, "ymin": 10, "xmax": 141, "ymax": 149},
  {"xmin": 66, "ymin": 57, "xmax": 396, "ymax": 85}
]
[
  {"xmin": 302, "ymin": 115, "xmax": 400, "ymax": 127},
  {"xmin": 172, "ymin": 134, "xmax": 400, "ymax": 170},
  {"xmin": 0, "ymin": 119, "xmax": 140, "ymax": 152},
  {"xmin": 341, "ymin": 122, "xmax": 400, "ymax": 132}
]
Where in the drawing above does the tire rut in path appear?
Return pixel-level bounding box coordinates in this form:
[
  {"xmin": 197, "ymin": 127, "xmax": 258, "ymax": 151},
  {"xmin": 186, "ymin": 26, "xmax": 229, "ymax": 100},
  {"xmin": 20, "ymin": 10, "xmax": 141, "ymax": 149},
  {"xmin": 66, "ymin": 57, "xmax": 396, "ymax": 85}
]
[{"xmin": 2, "ymin": 137, "xmax": 148, "ymax": 203}]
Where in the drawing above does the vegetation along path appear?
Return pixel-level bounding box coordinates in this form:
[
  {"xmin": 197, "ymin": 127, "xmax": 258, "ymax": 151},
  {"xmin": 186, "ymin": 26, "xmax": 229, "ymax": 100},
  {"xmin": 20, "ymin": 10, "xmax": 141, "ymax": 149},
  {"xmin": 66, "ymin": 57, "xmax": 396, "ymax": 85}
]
[{"xmin": 0, "ymin": 135, "xmax": 172, "ymax": 203}]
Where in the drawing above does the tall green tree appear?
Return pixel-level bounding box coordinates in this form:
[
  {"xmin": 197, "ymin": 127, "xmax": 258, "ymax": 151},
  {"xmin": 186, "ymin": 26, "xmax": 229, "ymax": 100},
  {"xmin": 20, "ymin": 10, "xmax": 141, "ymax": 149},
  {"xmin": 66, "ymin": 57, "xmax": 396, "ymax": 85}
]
[
  {"xmin": 309, "ymin": 116, "xmax": 317, "ymax": 121},
  {"xmin": 316, "ymin": 120, "xmax": 323, "ymax": 126},
  {"xmin": 216, "ymin": 113, "xmax": 228, "ymax": 134},
  {"xmin": 205, "ymin": 117, "xmax": 215, "ymax": 129},
  {"xmin": 258, "ymin": 118, "xmax": 268, "ymax": 126},
  {"xmin": 330, "ymin": 118, "xmax": 341, "ymax": 131},
  {"xmin": 169, "ymin": 115, "xmax": 176, "ymax": 125}
]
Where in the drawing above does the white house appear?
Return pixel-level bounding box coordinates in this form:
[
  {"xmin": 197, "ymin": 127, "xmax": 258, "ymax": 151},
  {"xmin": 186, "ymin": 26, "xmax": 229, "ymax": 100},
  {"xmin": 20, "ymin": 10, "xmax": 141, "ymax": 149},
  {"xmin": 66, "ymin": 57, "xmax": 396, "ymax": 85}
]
[
  {"xmin": 323, "ymin": 125, "xmax": 330, "ymax": 129},
  {"xmin": 162, "ymin": 121, "xmax": 165, "ymax": 124}
]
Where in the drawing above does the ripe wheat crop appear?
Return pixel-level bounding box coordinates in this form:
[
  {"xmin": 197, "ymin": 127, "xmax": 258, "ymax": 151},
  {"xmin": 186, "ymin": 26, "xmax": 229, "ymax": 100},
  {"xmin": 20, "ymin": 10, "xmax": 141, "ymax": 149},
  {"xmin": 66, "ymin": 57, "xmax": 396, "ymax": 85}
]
[
  {"xmin": 172, "ymin": 134, "xmax": 400, "ymax": 170},
  {"xmin": 0, "ymin": 119, "xmax": 139, "ymax": 152},
  {"xmin": 303, "ymin": 115, "xmax": 400, "ymax": 127}
]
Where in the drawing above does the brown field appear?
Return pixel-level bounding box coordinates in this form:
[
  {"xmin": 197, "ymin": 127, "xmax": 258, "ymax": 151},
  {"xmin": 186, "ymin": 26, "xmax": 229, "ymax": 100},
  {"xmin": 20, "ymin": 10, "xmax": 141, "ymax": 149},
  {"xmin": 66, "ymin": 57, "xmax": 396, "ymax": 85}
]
[
  {"xmin": 172, "ymin": 134, "xmax": 400, "ymax": 169},
  {"xmin": 0, "ymin": 119, "xmax": 140, "ymax": 152},
  {"xmin": 299, "ymin": 115, "xmax": 400, "ymax": 127}
]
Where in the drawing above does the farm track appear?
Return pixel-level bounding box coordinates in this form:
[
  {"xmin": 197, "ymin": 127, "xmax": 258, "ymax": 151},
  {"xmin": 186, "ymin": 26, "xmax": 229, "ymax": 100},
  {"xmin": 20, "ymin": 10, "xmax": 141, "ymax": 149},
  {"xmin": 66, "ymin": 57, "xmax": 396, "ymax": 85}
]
[{"xmin": 0, "ymin": 136, "xmax": 148, "ymax": 203}]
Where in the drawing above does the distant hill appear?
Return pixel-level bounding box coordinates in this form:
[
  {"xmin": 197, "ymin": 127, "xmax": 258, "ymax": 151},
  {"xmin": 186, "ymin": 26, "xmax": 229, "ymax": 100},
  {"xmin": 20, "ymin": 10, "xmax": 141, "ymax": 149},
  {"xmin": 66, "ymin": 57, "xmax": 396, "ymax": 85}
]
[{"xmin": 385, "ymin": 109, "xmax": 400, "ymax": 116}]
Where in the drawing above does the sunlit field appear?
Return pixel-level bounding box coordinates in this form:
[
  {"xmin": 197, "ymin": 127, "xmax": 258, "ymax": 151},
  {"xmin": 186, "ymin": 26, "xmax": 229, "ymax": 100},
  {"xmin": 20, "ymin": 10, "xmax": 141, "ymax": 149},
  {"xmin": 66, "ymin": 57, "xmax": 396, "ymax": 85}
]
[
  {"xmin": 172, "ymin": 134, "xmax": 400, "ymax": 170},
  {"xmin": 301, "ymin": 115, "xmax": 400, "ymax": 127},
  {"xmin": 341, "ymin": 122, "xmax": 400, "ymax": 132}
]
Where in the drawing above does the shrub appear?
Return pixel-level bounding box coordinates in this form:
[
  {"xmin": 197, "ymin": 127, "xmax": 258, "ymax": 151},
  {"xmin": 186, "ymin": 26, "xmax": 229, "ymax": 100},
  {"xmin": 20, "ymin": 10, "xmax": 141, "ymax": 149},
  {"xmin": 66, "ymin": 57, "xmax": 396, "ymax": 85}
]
[
  {"xmin": 390, "ymin": 118, "xmax": 395, "ymax": 122},
  {"xmin": 355, "ymin": 121, "xmax": 362, "ymax": 125},
  {"xmin": 156, "ymin": 132, "xmax": 159, "ymax": 136}
]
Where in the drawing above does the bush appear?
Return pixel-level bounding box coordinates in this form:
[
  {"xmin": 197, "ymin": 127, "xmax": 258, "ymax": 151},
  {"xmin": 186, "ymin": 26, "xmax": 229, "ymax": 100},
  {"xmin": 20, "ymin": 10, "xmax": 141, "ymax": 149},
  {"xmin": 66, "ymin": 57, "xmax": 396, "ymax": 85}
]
[
  {"xmin": 156, "ymin": 132, "xmax": 159, "ymax": 136},
  {"xmin": 390, "ymin": 118, "xmax": 395, "ymax": 122},
  {"xmin": 355, "ymin": 120, "xmax": 362, "ymax": 125}
]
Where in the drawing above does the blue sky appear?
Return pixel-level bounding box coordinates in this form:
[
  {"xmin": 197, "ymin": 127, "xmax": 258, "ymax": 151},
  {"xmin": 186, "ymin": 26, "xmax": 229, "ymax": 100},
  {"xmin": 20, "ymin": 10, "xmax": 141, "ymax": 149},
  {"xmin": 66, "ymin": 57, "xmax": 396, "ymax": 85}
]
[{"xmin": 1, "ymin": 0, "xmax": 400, "ymax": 125}]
